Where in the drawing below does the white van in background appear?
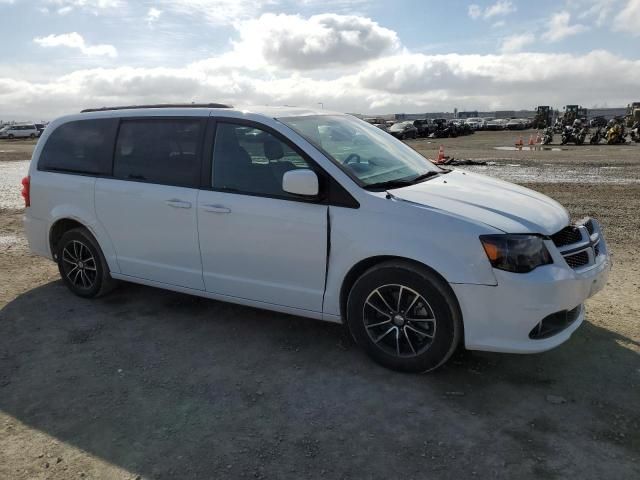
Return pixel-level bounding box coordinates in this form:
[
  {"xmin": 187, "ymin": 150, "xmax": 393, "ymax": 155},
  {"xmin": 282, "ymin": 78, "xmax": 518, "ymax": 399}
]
[{"xmin": 0, "ymin": 124, "xmax": 39, "ymax": 139}]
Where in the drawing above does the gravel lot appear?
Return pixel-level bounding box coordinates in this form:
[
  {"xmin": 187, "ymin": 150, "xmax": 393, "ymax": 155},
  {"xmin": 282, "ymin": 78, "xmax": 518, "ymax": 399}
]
[{"xmin": 1, "ymin": 133, "xmax": 639, "ymax": 479}]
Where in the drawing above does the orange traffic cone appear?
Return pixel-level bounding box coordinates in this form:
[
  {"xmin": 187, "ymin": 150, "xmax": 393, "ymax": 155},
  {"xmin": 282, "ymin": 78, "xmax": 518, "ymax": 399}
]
[
  {"xmin": 436, "ymin": 145, "xmax": 445, "ymax": 163},
  {"xmin": 516, "ymin": 136, "xmax": 523, "ymax": 150},
  {"xmin": 528, "ymin": 134, "xmax": 535, "ymax": 150}
]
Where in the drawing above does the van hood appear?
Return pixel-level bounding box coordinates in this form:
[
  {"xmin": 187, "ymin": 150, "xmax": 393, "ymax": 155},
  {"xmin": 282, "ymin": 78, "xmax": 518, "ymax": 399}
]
[{"xmin": 389, "ymin": 170, "xmax": 569, "ymax": 235}]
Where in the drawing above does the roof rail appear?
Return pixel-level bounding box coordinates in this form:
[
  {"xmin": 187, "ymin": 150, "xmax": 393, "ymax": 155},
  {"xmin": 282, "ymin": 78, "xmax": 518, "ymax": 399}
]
[{"xmin": 80, "ymin": 103, "xmax": 232, "ymax": 113}]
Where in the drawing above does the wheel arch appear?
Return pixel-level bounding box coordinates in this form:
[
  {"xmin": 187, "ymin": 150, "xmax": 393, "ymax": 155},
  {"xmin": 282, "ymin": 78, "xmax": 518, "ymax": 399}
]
[
  {"xmin": 49, "ymin": 217, "xmax": 91, "ymax": 260},
  {"xmin": 339, "ymin": 256, "xmax": 463, "ymax": 333}
]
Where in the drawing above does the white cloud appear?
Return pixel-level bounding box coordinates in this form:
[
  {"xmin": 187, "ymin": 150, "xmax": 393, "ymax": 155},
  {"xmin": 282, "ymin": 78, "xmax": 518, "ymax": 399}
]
[
  {"xmin": 160, "ymin": 0, "xmax": 275, "ymax": 25},
  {"xmin": 33, "ymin": 32, "xmax": 118, "ymax": 57},
  {"xmin": 146, "ymin": 7, "xmax": 162, "ymax": 25},
  {"xmin": 3, "ymin": 48, "xmax": 638, "ymax": 119},
  {"xmin": 4, "ymin": 13, "xmax": 640, "ymax": 119},
  {"xmin": 500, "ymin": 33, "xmax": 536, "ymax": 53},
  {"xmin": 468, "ymin": 0, "xmax": 515, "ymax": 20},
  {"xmin": 578, "ymin": 0, "xmax": 615, "ymax": 27},
  {"xmin": 542, "ymin": 11, "xmax": 588, "ymax": 42},
  {"xmin": 613, "ymin": 0, "xmax": 640, "ymax": 36},
  {"xmin": 484, "ymin": 0, "xmax": 516, "ymax": 19},
  {"xmin": 468, "ymin": 4, "xmax": 481, "ymax": 19},
  {"xmin": 231, "ymin": 13, "xmax": 400, "ymax": 70},
  {"xmin": 44, "ymin": 0, "xmax": 123, "ymax": 14}
]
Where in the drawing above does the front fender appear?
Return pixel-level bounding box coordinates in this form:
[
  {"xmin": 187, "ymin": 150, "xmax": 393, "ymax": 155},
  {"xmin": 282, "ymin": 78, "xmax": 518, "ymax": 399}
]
[{"xmin": 323, "ymin": 196, "xmax": 499, "ymax": 318}]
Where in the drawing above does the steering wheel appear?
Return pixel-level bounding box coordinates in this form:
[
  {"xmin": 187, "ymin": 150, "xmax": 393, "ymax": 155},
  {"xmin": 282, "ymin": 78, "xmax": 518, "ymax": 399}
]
[{"xmin": 342, "ymin": 153, "xmax": 361, "ymax": 165}]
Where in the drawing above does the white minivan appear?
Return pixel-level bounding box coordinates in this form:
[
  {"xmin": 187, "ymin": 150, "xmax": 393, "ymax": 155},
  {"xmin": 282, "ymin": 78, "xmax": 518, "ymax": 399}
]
[
  {"xmin": 22, "ymin": 104, "xmax": 611, "ymax": 372},
  {"xmin": 1, "ymin": 123, "xmax": 39, "ymax": 139}
]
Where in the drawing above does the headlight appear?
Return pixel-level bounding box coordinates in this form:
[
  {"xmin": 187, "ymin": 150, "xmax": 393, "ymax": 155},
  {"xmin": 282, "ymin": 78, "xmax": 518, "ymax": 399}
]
[{"xmin": 480, "ymin": 234, "xmax": 552, "ymax": 273}]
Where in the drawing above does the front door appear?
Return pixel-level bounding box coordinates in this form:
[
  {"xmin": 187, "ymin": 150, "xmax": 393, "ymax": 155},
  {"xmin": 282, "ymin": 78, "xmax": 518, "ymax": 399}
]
[{"xmin": 197, "ymin": 120, "xmax": 327, "ymax": 312}]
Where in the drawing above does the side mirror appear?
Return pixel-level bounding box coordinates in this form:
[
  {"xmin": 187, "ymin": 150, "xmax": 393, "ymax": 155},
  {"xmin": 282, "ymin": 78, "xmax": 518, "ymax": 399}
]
[{"xmin": 282, "ymin": 169, "xmax": 319, "ymax": 197}]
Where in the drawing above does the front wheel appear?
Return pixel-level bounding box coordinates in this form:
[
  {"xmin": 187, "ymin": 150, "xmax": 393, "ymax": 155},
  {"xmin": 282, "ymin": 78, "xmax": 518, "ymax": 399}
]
[
  {"xmin": 346, "ymin": 261, "xmax": 462, "ymax": 373},
  {"xmin": 56, "ymin": 227, "xmax": 117, "ymax": 298}
]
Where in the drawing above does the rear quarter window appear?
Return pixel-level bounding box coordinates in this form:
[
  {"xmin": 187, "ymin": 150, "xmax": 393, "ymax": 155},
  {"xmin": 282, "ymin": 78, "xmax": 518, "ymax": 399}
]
[{"xmin": 38, "ymin": 118, "xmax": 118, "ymax": 175}]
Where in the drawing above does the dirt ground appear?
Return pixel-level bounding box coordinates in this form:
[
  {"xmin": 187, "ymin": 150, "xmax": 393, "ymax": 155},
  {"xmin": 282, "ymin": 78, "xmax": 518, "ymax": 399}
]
[{"xmin": 0, "ymin": 132, "xmax": 639, "ymax": 479}]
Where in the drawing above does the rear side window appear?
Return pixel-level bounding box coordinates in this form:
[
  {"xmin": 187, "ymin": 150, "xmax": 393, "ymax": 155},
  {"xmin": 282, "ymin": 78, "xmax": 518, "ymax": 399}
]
[
  {"xmin": 39, "ymin": 119, "xmax": 118, "ymax": 175},
  {"xmin": 113, "ymin": 119, "xmax": 204, "ymax": 188}
]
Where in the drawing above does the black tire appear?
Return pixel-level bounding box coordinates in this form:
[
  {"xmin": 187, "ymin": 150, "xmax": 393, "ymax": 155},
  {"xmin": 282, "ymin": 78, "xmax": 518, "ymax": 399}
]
[
  {"xmin": 8, "ymin": 134, "xmax": 14, "ymax": 139},
  {"xmin": 56, "ymin": 227, "xmax": 117, "ymax": 298},
  {"xmin": 346, "ymin": 261, "xmax": 462, "ymax": 373},
  {"xmin": 29, "ymin": 133, "xmax": 36, "ymax": 139}
]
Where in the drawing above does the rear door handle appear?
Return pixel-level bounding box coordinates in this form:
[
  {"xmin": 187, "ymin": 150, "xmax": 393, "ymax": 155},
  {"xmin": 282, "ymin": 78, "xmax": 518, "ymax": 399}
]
[
  {"xmin": 165, "ymin": 199, "xmax": 192, "ymax": 209},
  {"xmin": 202, "ymin": 204, "xmax": 231, "ymax": 214}
]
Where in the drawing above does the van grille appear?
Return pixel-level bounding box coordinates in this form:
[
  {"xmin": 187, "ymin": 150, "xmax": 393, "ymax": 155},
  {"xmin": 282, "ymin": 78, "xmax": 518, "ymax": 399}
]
[
  {"xmin": 564, "ymin": 251, "xmax": 589, "ymax": 268},
  {"xmin": 550, "ymin": 218, "xmax": 603, "ymax": 270},
  {"xmin": 550, "ymin": 226, "xmax": 582, "ymax": 247}
]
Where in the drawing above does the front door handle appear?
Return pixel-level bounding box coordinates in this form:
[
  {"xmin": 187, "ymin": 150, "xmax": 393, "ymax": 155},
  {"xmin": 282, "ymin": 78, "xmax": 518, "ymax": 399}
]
[
  {"xmin": 202, "ymin": 204, "xmax": 231, "ymax": 214},
  {"xmin": 166, "ymin": 199, "xmax": 192, "ymax": 209}
]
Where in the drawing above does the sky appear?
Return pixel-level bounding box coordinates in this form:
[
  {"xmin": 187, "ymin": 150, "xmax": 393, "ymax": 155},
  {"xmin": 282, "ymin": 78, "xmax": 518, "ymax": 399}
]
[{"xmin": 1, "ymin": 0, "xmax": 639, "ymax": 120}]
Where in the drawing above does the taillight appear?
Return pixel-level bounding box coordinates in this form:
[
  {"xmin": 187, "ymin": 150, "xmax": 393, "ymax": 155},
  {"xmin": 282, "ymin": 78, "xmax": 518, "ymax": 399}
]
[{"xmin": 21, "ymin": 176, "xmax": 30, "ymax": 207}]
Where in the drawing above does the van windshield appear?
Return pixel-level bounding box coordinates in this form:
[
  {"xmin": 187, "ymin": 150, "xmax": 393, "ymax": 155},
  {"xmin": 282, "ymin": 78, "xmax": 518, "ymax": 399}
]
[{"xmin": 278, "ymin": 115, "xmax": 441, "ymax": 189}]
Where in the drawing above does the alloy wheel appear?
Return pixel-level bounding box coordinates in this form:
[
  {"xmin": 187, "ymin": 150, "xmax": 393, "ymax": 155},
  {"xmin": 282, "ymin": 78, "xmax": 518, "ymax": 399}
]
[
  {"xmin": 61, "ymin": 240, "xmax": 98, "ymax": 290},
  {"xmin": 363, "ymin": 284, "xmax": 437, "ymax": 358}
]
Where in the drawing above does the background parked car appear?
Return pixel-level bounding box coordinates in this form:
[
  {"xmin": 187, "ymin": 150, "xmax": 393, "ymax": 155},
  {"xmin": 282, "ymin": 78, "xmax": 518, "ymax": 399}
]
[
  {"xmin": 412, "ymin": 119, "xmax": 431, "ymax": 137},
  {"xmin": 485, "ymin": 119, "xmax": 509, "ymax": 130},
  {"xmin": 506, "ymin": 118, "xmax": 527, "ymax": 130},
  {"xmin": 465, "ymin": 117, "xmax": 483, "ymax": 130},
  {"xmin": 481, "ymin": 117, "xmax": 494, "ymax": 129},
  {"xmin": 0, "ymin": 124, "xmax": 39, "ymax": 139},
  {"xmin": 389, "ymin": 121, "xmax": 418, "ymax": 139},
  {"xmin": 34, "ymin": 123, "xmax": 47, "ymax": 137}
]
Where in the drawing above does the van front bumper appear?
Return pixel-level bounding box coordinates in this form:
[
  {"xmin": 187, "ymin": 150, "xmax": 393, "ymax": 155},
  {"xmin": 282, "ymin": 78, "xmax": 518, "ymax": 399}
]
[{"xmin": 451, "ymin": 245, "xmax": 610, "ymax": 354}]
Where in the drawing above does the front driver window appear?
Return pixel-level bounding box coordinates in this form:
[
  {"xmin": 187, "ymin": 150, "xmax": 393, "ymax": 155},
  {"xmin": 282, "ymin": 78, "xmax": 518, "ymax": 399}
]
[{"xmin": 212, "ymin": 123, "xmax": 311, "ymax": 198}]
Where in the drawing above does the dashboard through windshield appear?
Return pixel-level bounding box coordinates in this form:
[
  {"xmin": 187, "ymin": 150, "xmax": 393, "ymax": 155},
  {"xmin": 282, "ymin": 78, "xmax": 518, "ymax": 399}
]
[{"xmin": 278, "ymin": 115, "xmax": 442, "ymax": 189}]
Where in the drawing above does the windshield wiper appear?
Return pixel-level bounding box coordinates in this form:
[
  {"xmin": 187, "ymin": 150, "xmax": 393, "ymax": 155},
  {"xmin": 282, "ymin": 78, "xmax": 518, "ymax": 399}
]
[
  {"xmin": 363, "ymin": 170, "xmax": 444, "ymax": 191},
  {"xmin": 410, "ymin": 171, "xmax": 442, "ymax": 183},
  {"xmin": 363, "ymin": 179, "xmax": 413, "ymax": 191}
]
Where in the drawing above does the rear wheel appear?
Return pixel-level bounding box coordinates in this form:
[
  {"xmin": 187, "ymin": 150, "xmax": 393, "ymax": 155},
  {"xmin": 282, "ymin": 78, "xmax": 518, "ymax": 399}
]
[
  {"xmin": 29, "ymin": 133, "xmax": 36, "ymax": 139},
  {"xmin": 56, "ymin": 228, "xmax": 117, "ymax": 298},
  {"xmin": 346, "ymin": 261, "xmax": 462, "ymax": 373},
  {"xmin": 8, "ymin": 134, "xmax": 14, "ymax": 139}
]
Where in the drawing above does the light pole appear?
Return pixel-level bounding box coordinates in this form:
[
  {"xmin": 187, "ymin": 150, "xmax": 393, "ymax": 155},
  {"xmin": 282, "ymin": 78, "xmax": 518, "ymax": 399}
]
[{"xmin": 318, "ymin": 102, "xmax": 324, "ymax": 109}]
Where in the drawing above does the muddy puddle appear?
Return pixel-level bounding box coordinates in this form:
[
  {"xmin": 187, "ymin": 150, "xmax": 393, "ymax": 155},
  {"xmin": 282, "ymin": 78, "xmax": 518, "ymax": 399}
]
[
  {"xmin": 0, "ymin": 160, "xmax": 30, "ymax": 209},
  {"xmin": 458, "ymin": 163, "xmax": 640, "ymax": 184},
  {"xmin": 494, "ymin": 146, "xmax": 566, "ymax": 151}
]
